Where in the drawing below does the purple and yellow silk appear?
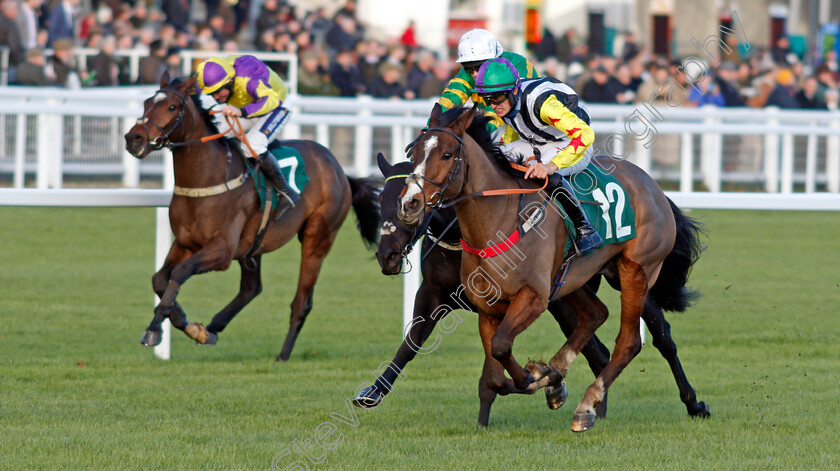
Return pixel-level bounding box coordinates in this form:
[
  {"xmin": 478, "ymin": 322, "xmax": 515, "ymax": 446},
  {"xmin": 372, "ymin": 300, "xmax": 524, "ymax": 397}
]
[{"xmin": 201, "ymin": 55, "xmax": 289, "ymax": 118}]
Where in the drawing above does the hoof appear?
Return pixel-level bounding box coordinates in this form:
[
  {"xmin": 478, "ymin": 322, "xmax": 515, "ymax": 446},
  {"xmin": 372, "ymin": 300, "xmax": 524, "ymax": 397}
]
[
  {"xmin": 524, "ymin": 361, "xmax": 550, "ymax": 381},
  {"xmin": 352, "ymin": 386, "xmax": 384, "ymax": 409},
  {"xmin": 275, "ymin": 352, "xmax": 290, "ymax": 362},
  {"xmin": 689, "ymin": 401, "xmax": 711, "ymax": 418},
  {"xmin": 545, "ymin": 381, "xmax": 568, "ymax": 410},
  {"xmin": 140, "ymin": 330, "xmax": 162, "ymax": 347},
  {"xmin": 195, "ymin": 332, "xmax": 218, "ymax": 346},
  {"xmin": 571, "ymin": 410, "xmax": 597, "ymax": 432},
  {"xmin": 185, "ymin": 323, "xmax": 209, "ymax": 344}
]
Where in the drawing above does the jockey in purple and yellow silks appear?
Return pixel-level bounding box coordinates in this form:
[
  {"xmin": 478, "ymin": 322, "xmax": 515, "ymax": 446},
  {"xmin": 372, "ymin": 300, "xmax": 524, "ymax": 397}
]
[
  {"xmin": 195, "ymin": 55, "xmax": 300, "ymax": 219},
  {"xmin": 474, "ymin": 57, "xmax": 603, "ymax": 252},
  {"xmin": 431, "ymin": 29, "xmax": 540, "ymax": 139}
]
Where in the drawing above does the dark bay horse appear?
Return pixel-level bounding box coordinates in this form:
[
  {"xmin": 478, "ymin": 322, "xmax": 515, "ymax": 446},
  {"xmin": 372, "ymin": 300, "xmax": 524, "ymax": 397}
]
[
  {"xmin": 360, "ymin": 145, "xmax": 709, "ymax": 427},
  {"xmin": 124, "ymin": 73, "xmax": 380, "ymax": 361},
  {"xmin": 398, "ymin": 106, "xmax": 708, "ymax": 431}
]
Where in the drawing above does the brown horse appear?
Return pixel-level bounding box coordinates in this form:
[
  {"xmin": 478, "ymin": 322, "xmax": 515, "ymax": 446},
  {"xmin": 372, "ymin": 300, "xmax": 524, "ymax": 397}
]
[
  {"xmin": 397, "ymin": 105, "xmax": 706, "ymax": 431},
  {"xmin": 124, "ymin": 73, "xmax": 380, "ymax": 361}
]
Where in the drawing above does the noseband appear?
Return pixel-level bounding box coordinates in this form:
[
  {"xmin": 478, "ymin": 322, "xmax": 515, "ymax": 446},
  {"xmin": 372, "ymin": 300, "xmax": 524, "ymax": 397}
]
[
  {"xmin": 136, "ymin": 89, "xmax": 189, "ymax": 152},
  {"xmin": 407, "ymin": 127, "xmax": 468, "ymax": 209}
]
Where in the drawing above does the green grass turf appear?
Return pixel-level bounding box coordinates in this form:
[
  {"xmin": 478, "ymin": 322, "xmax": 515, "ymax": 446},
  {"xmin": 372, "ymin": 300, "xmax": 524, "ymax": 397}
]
[{"xmin": 1, "ymin": 207, "xmax": 839, "ymax": 470}]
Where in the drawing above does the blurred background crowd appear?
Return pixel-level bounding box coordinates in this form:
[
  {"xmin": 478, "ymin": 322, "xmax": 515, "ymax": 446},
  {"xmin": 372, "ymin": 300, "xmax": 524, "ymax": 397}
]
[{"xmin": 2, "ymin": 0, "xmax": 840, "ymax": 110}]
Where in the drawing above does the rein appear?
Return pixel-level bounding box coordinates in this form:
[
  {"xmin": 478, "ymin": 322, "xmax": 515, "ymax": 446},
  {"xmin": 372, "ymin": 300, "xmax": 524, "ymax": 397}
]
[{"xmin": 408, "ymin": 128, "xmax": 549, "ymax": 211}]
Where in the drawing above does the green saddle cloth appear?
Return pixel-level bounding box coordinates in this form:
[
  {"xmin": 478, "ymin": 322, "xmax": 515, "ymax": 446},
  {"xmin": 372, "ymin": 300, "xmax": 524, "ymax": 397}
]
[
  {"xmin": 555, "ymin": 161, "xmax": 637, "ymax": 256},
  {"xmin": 251, "ymin": 144, "xmax": 309, "ymax": 211}
]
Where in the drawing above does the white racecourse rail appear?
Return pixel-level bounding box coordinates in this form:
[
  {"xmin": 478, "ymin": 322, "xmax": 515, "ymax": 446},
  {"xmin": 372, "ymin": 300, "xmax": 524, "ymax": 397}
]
[
  {"xmin": 2, "ymin": 188, "xmax": 840, "ymax": 359},
  {"xmin": 2, "ymin": 87, "xmax": 840, "ymax": 193}
]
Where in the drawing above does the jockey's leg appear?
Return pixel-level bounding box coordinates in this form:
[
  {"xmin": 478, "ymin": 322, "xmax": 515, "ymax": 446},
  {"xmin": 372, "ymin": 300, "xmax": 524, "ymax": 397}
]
[
  {"xmin": 244, "ymin": 107, "xmax": 300, "ymax": 220},
  {"xmin": 546, "ymin": 173, "xmax": 602, "ymax": 253}
]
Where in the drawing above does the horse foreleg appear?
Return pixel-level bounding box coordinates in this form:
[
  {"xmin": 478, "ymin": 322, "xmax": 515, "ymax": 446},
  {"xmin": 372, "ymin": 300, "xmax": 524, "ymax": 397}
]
[
  {"xmin": 490, "ymin": 286, "xmax": 546, "ymax": 390},
  {"xmin": 200, "ymin": 256, "xmax": 264, "ymax": 345},
  {"xmin": 353, "ymin": 281, "xmax": 444, "ymax": 409},
  {"xmin": 547, "ymin": 299, "xmax": 610, "ymax": 417},
  {"xmin": 572, "ymin": 259, "xmax": 647, "ymax": 433},
  {"xmin": 277, "ymin": 215, "xmax": 337, "ymax": 361},
  {"xmin": 155, "ymin": 236, "xmax": 233, "ymax": 345},
  {"xmin": 642, "ymin": 296, "xmax": 710, "ymax": 418},
  {"xmin": 141, "ymin": 242, "xmax": 192, "ymax": 347}
]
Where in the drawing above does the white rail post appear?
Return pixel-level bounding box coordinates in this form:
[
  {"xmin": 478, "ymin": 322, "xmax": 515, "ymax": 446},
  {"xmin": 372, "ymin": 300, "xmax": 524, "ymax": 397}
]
[
  {"xmin": 51, "ymin": 113, "xmax": 64, "ymax": 188},
  {"xmin": 636, "ymin": 134, "xmax": 651, "ymax": 172},
  {"xmin": 805, "ymin": 127, "xmax": 817, "ymax": 193},
  {"xmin": 14, "ymin": 113, "xmax": 25, "ymax": 188},
  {"xmin": 701, "ymin": 105, "xmax": 721, "ymax": 193},
  {"xmin": 391, "ymin": 124, "xmax": 404, "ymax": 165},
  {"xmin": 122, "ymin": 114, "xmax": 140, "ymax": 188},
  {"xmin": 680, "ymin": 132, "xmax": 693, "ymax": 192},
  {"xmin": 402, "ymin": 241, "xmax": 421, "ymax": 336},
  {"xmin": 315, "ymin": 123, "xmax": 329, "ymax": 148},
  {"xmin": 284, "ymin": 105, "xmax": 302, "ymax": 140},
  {"xmin": 764, "ymin": 107, "xmax": 780, "ymax": 193},
  {"xmin": 828, "ymin": 117, "xmax": 840, "ymax": 193},
  {"xmin": 154, "ymin": 149, "xmax": 175, "ymax": 360},
  {"xmin": 36, "ymin": 107, "xmax": 50, "ymax": 189},
  {"xmin": 354, "ymin": 95, "xmax": 373, "ymax": 177},
  {"xmin": 780, "ymin": 132, "xmax": 795, "ymax": 194}
]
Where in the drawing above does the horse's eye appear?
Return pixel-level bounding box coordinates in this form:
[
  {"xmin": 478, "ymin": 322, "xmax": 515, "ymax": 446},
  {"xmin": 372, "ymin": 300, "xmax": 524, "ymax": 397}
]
[
  {"xmin": 168, "ymin": 105, "xmax": 177, "ymax": 112},
  {"xmin": 442, "ymin": 152, "xmax": 453, "ymax": 160}
]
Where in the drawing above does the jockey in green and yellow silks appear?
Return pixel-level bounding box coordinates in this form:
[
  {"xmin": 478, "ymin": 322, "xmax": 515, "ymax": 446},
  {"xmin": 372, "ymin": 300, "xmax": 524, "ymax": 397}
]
[
  {"xmin": 195, "ymin": 55, "xmax": 299, "ymax": 219},
  {"xmin": 474, "ymin": 57, "xmax": 603, "ymax": 252},
  {"xmin": 432, "ymin": 29, "xmax": 540, "ymax": 139}
]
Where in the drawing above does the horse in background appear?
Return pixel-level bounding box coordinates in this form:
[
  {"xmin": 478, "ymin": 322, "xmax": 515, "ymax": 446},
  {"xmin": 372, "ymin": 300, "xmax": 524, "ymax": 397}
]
[{"xmin": 124, "ymin": 72, "xmax": 380, "ymax": 361}]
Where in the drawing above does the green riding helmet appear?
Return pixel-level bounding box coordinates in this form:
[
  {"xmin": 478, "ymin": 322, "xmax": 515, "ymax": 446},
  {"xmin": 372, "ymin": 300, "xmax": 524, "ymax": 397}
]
[{"xmin": 474, "ymin": 58, "xmax": 521, "ymax": 107}]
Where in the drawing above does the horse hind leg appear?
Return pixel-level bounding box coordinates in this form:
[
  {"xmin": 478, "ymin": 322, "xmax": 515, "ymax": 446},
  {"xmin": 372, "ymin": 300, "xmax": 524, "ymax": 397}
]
[
  {"xmin": 546, "ymin": 297, "xmax": 611, "ymax": 417},
  {"xmin": 572, "ymin": 258, "xmax": 647, "ymax": 433},
  {"xmin": 642, "ymin": 296, "xmax": 710, "ymax": 418},
  {"xmin": 277, "ymin": 215, "xmax": 337, "ymax": 361},
  {"xmin": 189, "ymin": 256, "xmax": 265, "ymax": 346}
]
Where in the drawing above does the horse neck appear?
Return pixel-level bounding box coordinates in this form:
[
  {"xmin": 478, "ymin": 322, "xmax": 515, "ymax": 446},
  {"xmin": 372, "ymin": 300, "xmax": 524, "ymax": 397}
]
[
  {"xmin": 172, "ymin": 100, "xmax": 245, "ymax": 189},
  {"xmin": 453, "ymin": 139, "xmax": 524, "ymax": 247}
]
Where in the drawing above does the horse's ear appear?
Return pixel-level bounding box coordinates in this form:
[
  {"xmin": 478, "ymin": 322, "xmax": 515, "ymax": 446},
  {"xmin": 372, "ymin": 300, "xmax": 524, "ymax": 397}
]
[
  {"xmin": 159, "ymin": 70, "xmax": 171, "ymax": 89},
  {"xmin": 452, "ymin": 106, "xmax": 477, "ymax": 135},
  {"xmin": 182, "ymin": 75, "xmax": 197, "ymax": 94},
  {"xmin": 429, "ymin": 104, "xmax": 442, "ymax": 126},
  {"xmin": 376, "ymin": 152, "xmax": 393, "ymax": 177}
]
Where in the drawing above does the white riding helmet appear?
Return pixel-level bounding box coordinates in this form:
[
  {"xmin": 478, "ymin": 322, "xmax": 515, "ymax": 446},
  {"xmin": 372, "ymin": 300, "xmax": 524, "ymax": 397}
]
[{"xmin": 456, "ymin": 28, "xmax": 504, "ymax": 63}]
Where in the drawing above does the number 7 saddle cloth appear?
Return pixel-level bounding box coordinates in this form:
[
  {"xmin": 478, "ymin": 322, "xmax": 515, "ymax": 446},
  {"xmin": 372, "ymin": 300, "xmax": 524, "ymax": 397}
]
[{"xmin": 252, "ymin": 142, "xmax": 309, "ymax": 211}]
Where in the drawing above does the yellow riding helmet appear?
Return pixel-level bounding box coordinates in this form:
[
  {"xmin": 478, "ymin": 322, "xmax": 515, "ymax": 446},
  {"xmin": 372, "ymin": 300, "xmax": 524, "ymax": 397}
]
[{"xmin": 196, "ymin": 57, "xmax": 235, "ymax": 94}]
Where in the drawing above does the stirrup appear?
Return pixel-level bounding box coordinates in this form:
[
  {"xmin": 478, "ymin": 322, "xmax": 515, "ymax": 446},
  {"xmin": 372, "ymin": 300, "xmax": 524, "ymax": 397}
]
[{"xmin": 574, "ymin": 228, "xmax": 603, "ymax": 253}]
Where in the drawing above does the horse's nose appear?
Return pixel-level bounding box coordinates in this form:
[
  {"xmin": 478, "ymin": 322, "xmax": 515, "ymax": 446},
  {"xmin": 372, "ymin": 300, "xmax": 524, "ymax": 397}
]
[
  {"xmin": 125, "ymin": 132, "xmax": 142, "ymax": 148},
  {"xmin": 401, "ymin": 198, "xmax": 421, "ymax": 216}
]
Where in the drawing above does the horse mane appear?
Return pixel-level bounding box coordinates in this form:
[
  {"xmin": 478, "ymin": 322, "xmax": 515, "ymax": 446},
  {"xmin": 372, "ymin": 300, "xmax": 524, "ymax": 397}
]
[
  {"xmin": 168, "ymin": 76, "xmax": 243, "ymax": 152},
  {"xmin": 438, "ymin": 106, "xmax": 523, "ymax": 179},
  {"xmin": 167, "ymin": 76, "xmax": 219, "ymax": 134}
]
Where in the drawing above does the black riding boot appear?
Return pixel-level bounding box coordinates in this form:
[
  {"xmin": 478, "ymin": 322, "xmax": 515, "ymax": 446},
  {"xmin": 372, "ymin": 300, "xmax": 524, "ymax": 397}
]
[
  {"xmin": 259, "ymin": 152, "xmax": 301, "ymax": 221},
  {"xmin": 547, "ymin": 174, "xmax": 603, "ymax": 252}
]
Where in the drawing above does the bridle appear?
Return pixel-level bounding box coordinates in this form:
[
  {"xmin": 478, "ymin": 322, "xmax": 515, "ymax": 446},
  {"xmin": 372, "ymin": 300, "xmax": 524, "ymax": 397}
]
[
  {"xmin": 135, "ymin": 88, "xmax": 190, "ymax": 153},
  {"xmin": 405, "ymin": 127, "xmax": 468, "ymax": 210}
]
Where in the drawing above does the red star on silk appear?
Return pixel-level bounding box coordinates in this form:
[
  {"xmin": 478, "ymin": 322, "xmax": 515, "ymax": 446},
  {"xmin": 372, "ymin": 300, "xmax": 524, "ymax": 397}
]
[
  {"xmin": 567, "ymin": 134, "xmax": 585, "ymax": 152},
  {"xmin": 565, "ymin": 127, "xmax": 581, "ymax": 137}
]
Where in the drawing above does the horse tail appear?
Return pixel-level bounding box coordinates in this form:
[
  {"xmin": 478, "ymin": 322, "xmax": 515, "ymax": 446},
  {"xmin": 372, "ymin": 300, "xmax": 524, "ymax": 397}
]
[
  {"xmin": 347, "ymin": 177, "xmax": 381, "ymax": 249},
  {"xmin": 648, "ymin": 197, "xmax": 706, "ymax": 312}
]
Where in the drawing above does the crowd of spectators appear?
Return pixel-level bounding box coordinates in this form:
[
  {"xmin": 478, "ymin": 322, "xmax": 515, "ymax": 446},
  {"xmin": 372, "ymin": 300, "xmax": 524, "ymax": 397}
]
[{"xmin": 2, "ymin": 0, "xmax": 840, "ymax": 111}]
